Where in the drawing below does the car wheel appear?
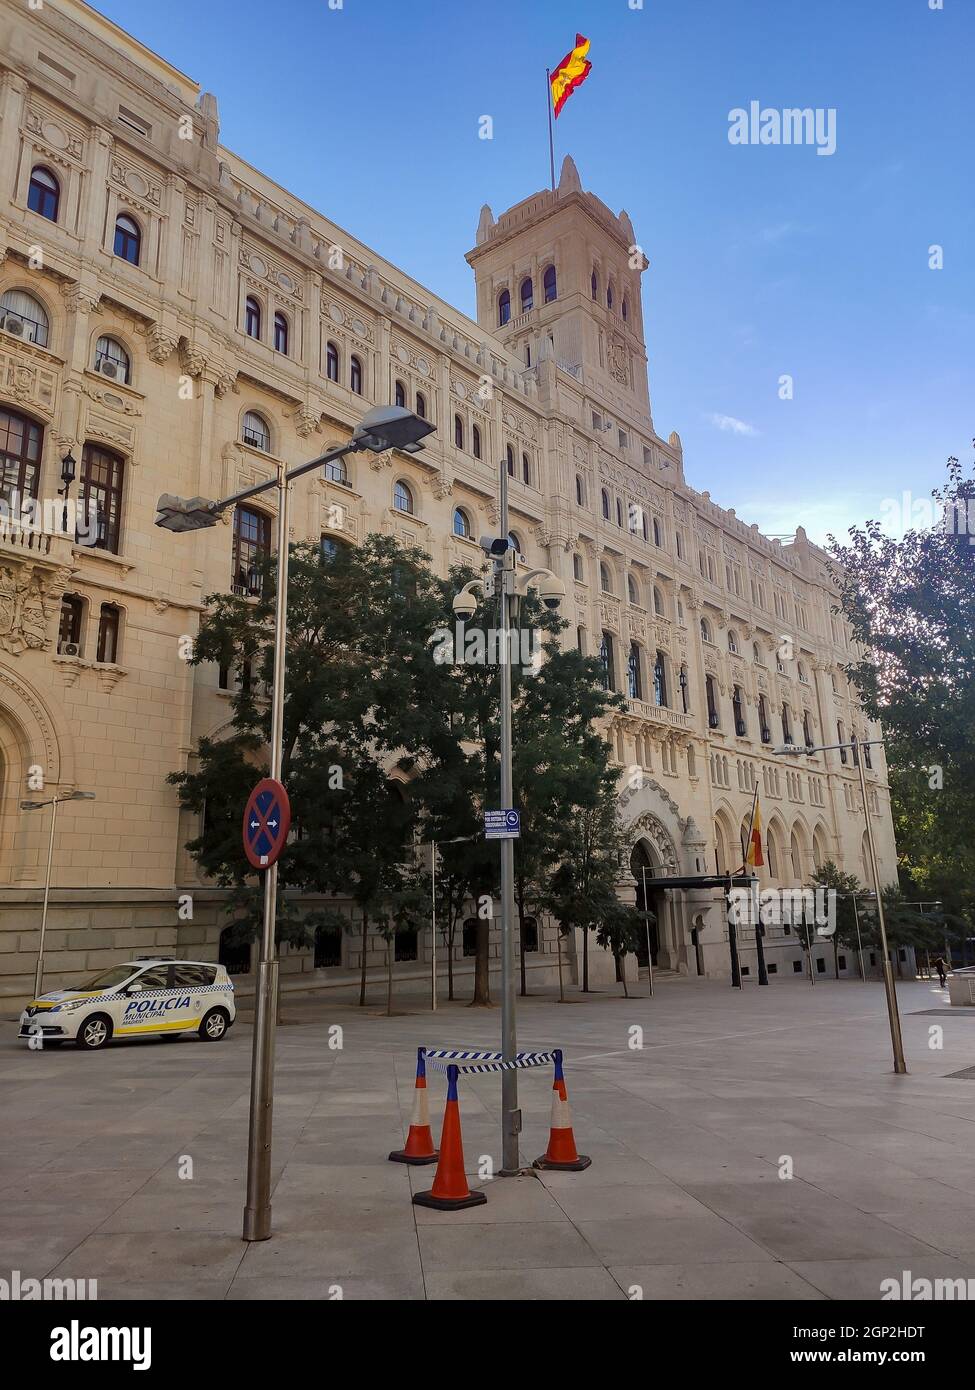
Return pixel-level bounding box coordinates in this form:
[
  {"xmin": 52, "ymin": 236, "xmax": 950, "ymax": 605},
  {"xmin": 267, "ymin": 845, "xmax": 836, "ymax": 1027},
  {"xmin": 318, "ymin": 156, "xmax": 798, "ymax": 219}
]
[
  {"xmin": 199, "ymin": 1008, "xmax": 229, "ymax": 1041},
  {"xmin": 75, "ymin": 1014, "xmax": 112, "ymax": 1050}
]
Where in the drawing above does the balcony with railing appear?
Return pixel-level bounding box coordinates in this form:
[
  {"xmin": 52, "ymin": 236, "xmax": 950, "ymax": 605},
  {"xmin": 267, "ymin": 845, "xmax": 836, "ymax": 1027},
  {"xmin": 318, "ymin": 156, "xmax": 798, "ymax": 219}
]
[{"xmin": 629, "ymin": 699, "xmax": 693, "ymax": 731}]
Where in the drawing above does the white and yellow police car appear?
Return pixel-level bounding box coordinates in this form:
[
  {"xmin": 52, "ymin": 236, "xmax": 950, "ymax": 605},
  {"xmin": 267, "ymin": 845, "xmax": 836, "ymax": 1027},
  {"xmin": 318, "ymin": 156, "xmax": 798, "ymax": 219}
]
[{"xmin": 18, "ymin": 958, "xmax": 236, "ymax": 1051}]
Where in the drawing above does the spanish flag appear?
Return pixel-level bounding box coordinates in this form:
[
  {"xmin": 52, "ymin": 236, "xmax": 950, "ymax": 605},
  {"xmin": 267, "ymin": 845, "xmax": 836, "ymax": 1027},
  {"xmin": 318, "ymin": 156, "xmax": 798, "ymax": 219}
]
[
  {"xmin": 550, "ymin": 34, "xmax": 592, "ymax": 118},
  {"xmin": 745, "ymin": 798, "xmax": 765, "ymax": 869}
]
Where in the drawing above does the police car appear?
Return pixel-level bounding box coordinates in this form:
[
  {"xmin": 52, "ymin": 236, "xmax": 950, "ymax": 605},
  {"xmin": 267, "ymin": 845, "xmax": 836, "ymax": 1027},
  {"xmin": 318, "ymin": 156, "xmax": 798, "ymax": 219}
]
[{"xmin": 18, "ymin": 958, "xmax": 236, "ymax": 1051}]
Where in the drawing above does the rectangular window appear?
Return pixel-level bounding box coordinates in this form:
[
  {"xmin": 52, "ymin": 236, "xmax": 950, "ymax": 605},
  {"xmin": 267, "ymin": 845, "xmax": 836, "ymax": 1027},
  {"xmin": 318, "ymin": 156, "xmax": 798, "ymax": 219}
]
[
  {"xmin": 793, "ymin": 960, "xmax": 803, "ymax": 973},
  {"xmin": 232, "ymin": 506, "xmax": 271, "ymax": 596},
  {"xmin": 314, "ymin": 927, "xmax": 342, "ymax": 968},
  {"xmin": 395, "ymin": 926, "xmax": 418, "ymax": 962},
  {"xmin": 118, "ymin": 105, "xmax": 152, "ymax": 138},
  {"xmin": 816, "ymin": 957, "xmax": 826, "ymax": 973},
  {"xmin": 58, "ymin": 594, "xmax": 84, "ymax": 652},
  {"xmin": 96, "ymin": 604, "xmax": 120, "ymax": 663},
  {"xmin": 79, "ymin": 443, "xmax": 124, "ymax": 553}
]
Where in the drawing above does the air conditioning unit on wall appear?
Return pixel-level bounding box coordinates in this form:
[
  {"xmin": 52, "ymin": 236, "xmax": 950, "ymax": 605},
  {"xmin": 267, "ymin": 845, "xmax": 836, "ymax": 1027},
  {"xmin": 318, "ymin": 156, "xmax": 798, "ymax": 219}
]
[
  {"xmin": 2, "ymin": 314, "xmax": 25, "ymax": 336},
  {"xmin": 95, "ymin": 358, "xmax": 120, "ymax": 379},
  {"xmin": 58, "ymin": 641, "xmax": 81, "ymax": 657}
]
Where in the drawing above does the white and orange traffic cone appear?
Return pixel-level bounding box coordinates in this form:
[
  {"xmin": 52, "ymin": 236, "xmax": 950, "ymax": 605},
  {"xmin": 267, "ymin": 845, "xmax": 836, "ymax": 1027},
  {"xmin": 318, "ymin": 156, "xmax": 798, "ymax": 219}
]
[
  {"xmin": 389, "ymin": 1048, "xmax": 439, "ymax": 1165},
  {"xmin": 412, "ymin": 1064, "xmax": 487, "ymax": 1210},
  {"xmin": 533, "ymin": 1049, "xmax": 591, "ymax": 1171}
]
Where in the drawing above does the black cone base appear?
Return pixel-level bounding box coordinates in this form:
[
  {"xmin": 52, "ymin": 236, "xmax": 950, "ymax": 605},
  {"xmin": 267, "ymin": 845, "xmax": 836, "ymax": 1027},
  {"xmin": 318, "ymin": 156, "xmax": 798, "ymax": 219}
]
[
  {"xmin": 388, "ymin": 1148, "xmax": 439, "ymax": 1165},
  {"xmin": 412, "ymin": 1188, "xmax": 488, "ymax": 1210},
  {"xmin": 533, "ymin": 1153, "xmax": 592, "ymax": 1172}
]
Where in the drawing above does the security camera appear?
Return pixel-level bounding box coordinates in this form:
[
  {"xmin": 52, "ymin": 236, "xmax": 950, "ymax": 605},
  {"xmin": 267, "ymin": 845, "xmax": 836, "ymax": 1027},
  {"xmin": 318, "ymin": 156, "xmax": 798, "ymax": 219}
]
[
  {"xmin": 452, "ymin": 588, "xmax": 478, "ymax": 620},
  {"xmin": 479, "ymin": 535, "xmax": 510, "ymax": 556},
  {"xmin": 537, "ymin": 573, "xmax": 566, "ymax": 610}
]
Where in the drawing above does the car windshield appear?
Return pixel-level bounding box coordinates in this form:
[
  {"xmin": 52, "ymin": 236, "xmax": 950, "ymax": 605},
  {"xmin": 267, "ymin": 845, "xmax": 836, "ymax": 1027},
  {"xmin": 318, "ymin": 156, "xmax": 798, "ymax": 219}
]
[{"xmin": 74, "ymin": 965, "xmax": 138, "ymax": 991}]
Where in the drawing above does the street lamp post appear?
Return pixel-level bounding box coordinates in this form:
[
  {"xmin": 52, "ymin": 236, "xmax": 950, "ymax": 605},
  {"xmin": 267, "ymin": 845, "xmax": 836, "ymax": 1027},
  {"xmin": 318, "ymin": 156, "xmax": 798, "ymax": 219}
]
[
  {"xmin": 155, "ymin": 406, "xmax": 435, "ymax": 1242},
  {"xmin": 773, "ymin": 735, "xmax": 907, "ymax": 1074},
  {"xmin": 20, "ymin": 790, "xmax": 96, "ymax": 997}
]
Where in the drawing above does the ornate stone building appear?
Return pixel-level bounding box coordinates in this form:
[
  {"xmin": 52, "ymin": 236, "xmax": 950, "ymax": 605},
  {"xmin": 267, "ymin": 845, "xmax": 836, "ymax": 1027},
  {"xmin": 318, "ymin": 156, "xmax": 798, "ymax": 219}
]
[{"xmin": 0, "ymin": 0, "xmax": 898, "ymax": 996}]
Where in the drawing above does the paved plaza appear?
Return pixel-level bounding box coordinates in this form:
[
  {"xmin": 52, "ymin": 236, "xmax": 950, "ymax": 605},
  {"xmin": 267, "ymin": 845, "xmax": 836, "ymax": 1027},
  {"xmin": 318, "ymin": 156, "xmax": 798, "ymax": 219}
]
[{"xmin": 2, "ymin": 974, "xmax": 975, "ymax": 1301}]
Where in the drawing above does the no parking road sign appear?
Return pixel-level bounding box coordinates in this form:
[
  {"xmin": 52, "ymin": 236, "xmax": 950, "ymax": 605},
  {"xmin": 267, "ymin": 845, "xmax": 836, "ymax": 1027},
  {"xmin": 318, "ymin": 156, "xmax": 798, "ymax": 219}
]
[
  {"xmin": 243, "ymin": 777, "xmax": 291, "ymax": 869},
  {"xmin": 484, "ymin": 808, "xmax": 520, "ymax": 839}
]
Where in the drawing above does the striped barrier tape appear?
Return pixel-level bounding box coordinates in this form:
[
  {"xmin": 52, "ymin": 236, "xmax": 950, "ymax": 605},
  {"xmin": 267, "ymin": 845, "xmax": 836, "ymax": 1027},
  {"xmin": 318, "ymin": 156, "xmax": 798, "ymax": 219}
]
[{"xmin": 425, "ymin": 1048, "xmax": 556, "ymax": 1075}]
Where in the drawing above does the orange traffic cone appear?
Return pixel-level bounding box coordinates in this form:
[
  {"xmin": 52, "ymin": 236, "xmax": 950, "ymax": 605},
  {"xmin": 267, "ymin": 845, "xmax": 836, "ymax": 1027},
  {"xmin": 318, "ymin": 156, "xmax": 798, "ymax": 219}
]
[
  {"xmin": 533, "ymin": 1050, "xmax": 591, "ymax": 1171},
  {"xmin": 389, "ymin": 1048, "xmax": 439, "ymax": 1165},
  {"xmin": 412, "ymin": 1064, "xmax": 487, "ymax": 1210}
]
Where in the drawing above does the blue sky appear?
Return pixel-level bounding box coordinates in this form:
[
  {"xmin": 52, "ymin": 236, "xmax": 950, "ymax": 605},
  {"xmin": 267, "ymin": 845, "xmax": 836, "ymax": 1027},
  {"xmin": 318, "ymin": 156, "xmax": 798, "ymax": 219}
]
[{"xmin": 90, "ymin": 0, "xmax": 972, "ymax": 544}]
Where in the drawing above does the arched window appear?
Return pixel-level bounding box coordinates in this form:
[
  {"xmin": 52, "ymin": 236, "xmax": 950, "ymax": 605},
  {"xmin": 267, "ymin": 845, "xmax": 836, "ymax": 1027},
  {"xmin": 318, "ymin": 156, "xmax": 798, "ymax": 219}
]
[
  {"xmin": 350, "ymin": 355, "xmax": 363, "ymax": 394},
  {"xmin": 706, "ymin": 675, "xmax": 719, "ymax": 727},
  {"xmin": 599, "ymin": 632, "xmax": 615, "ymax": 691},
  {"xmin": 753, "ymin": 641, "xmax": 763, "ymax": 665},
  {"xmin": 653, "ymin": 586, "xmax": 664, "ymax": 617},
  {"xmin": 273, "ymin": 312, "xmax": 289, "ymax": 354},
  {"xmin": 790, "ymin": 831, "xmax": 803, "ymax": 882},
  {"xmin": 642, "ymin": 514, "xmax": 649, "ymax": 542},
  {"xmin": 232, "ymin": 505, "xmax": 271, "ymax": 596},
  {"xmin": 653, "ymin": 651, "xmax": 668, "ymax": 707},
  {"xmin": 700, "ymin": 617, "xmax": 712, "ymax": 643},
  {"xmin": 797, "ymin": 660, "xmax": 808, "ymax": 683},
  {"xmin": 838, "ymin": 720, "xmax": 847, "ymax": 763},
  {"xmin": 575, "ymin": 474, "xmax": 584, "ymax": 505},
  {"xmin": 393, "ymin": 480, "xmax": 414, "ymax": 515},
  {"xmin": 507, "ymin": 531, "xmax": 522, "ymax": 555},
  {"xmin": 864, "ymin": 740, "xmax": 872, "ymax": 770},
  {"xmin": 679, "ymin": 663, "xmax": 690, "ymax": 713},
  {"xmin": 653, "ymin": 517, "xmax": 662, "ymax": 546},
  {"xmin": 601, "ymin": 488, "xmax": 610, "ymax": 519},
  {"xmin": 520, "ymin": 278, "xmax": 533, "ymax": 313},
  {"xmin": 412, "ymin": 389, "xmax": 424, "ymax": 416},
  {"xmin": 94, "ymin": 336, "xmax": 130, "ymax": 384},
  {"xmin": 728, "ymin": 629, "xmax": 739, "ymax": 655},
  {"xmin": 59, "ymin": 593, "xmax": 84, "ymax": 652},
  {"xmin": 506, "ymin": 444, "xmax": 515, "ymax": 476},
  {"xmin": 395, "ymin": 379, "xmax": 406, "ymax": 408},
  {"xmin": 326, "ymin": 341, "xmax": 340, "ymax": 382},
  {"xmin": 543, "ymin": 264, "xmax": 557, "ymax": 302},
  {"xmin": 573, "ymin": 553, "xmax": 583, "ymax": 581},
  {"xmin": 498, "ymin": 289, "xmax": 510, "ymax": 326},
  {"xmin": 0, "ymin": 406, "xmax": 43, "ymax": 505},
  {"xmin": 96, "ymin": 603, "xmax": 121, "ymax": 664},
  {"xmin": 591, "ymin": 268, "xmax": 598, "ymax": 300},
  {"xmin": 767, "ymin": 827, "xmax": 779, "ymax": 879},
  {"xmin": 782, "ymin": 702, "xmax": 793, "ymax": 744},
  {"xmin": 241, "ymin": 411, "xmax": 270, "ymax": 452},
  {"xmin": 454, "ymin": 414, "xmax": 464, "ymax": 449},
  {"xmin": 627, "ymin": 643, "xmax": 642, "ymax": 700},
  {"xmin": 79, "ymin": 442, "xmax": 124, "ymax": 553},
  {"xmin": 628, "ymin": 574, "xmax": 639, "ymax": 606},
  {"xmin": 759, "ymin": 695, "xmax": 771, "ymax": 743},
  {"xmin": 114, "ymin": 213, "xmax": 141, "ymax": 265},
  {"xmin": 28, "ymin": 166, "xmax": 59, "ymax": 221},
  {"xmin": 472, "ymin": 423, "xmax": 482, "ymax": 459},
  {"xmin": 244, "ymin": 296, "xmax": 261, "ymax": 339},
  {"xmin": 522, "ymin": 452, "xmax": 530, "ymax": 484},
  {"xmin": 622, "ymin": 296, "xmax": 628, "ymax": 322},
  {"xmin": 616, "ymin": 498, "xmax": 623, "ymax": 528},
  {"xmin": 733, "ymin": 685, "xmax": 746, "ymax": 736},
  {"xmin": 803, "ymin": 710, "xmax": 813, "ymax": 747},
  {"xmin": 606, "ymin": 281, "xmax": 614, "ymax": 310},
  {"xmin": 453, "ymin": 507, "xmax": 471, "ymax": 539},
  {"xmin": 0, "ymin": 289, "xmax": 49, "ymax": 347},
  {"xmin": 324, "ymin": 456, "xmax": 348, "ymax": 486},
  {"xmin": 600, "ymin": 562, "xmax": 612, "ymax": 594},
  {"xmin": 687, "ymin": 742, "xmax": 696, "ymax": 777}
]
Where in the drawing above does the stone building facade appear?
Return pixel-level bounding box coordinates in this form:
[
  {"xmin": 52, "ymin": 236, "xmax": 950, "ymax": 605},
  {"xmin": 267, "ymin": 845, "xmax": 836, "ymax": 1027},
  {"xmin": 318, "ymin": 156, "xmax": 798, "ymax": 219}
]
[{"xmin": 0, "ymin": 0, "xmax": 899, "ymax": 997}]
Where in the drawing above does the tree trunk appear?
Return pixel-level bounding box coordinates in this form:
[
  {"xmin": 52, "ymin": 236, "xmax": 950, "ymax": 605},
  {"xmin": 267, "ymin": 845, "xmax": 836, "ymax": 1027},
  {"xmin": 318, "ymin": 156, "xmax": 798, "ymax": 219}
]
[
  {"xmin": 614, "ymin": 951, "xmax": 623, "ymax": 983},
  {"xmin": 358, "ymin": 913, "xmax": 368, "ymax": 1007},
  {"xmin": 447, "ymin": 919, "xmax": 456, "ymax": 1001},
  {"xmin": 618, "ymin": 952, "xmax": 629, "ymax": 998},
  {"xmin": 471, "ymin": 915, "xmax": 491, "ymax": 1006},
  {"xmin": 557, "ymin": 929, "xmax": 565, "ymax": 1003},
  {"xmin": 582, "ymin": 927, "xmax": 590, "ymax": 992},
  {"xmin": 385, "ymin": 935, "xmax": 393, "ymax": 1016}
]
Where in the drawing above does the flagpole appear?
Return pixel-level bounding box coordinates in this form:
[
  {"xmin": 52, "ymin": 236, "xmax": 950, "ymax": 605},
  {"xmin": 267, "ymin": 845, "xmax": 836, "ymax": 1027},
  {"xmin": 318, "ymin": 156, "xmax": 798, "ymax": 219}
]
[
  {"xmin": 741, "ymin": 781, "xmax": 769, "ymax": 986},
  {"xmin": 546, "ymin": 68, "xmax": 556, "ymax": 191},
  {"xmin": 739, "ymin": 782, "xmax": 759, "ymax": 877}
]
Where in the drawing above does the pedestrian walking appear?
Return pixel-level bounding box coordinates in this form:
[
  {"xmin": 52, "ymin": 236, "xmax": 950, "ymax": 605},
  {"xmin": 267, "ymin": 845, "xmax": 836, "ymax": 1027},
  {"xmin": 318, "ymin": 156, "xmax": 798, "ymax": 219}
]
[{"xmin": 934, "ymin": 956, "xmax": 948, "ymax": 987}]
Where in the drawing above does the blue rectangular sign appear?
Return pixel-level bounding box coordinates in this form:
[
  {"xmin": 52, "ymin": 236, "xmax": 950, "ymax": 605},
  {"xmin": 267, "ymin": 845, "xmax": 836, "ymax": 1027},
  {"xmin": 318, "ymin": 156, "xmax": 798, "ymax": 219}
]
[{"xmin": 484, "ymin": 809, "xmax": 520, "ymax": 839}]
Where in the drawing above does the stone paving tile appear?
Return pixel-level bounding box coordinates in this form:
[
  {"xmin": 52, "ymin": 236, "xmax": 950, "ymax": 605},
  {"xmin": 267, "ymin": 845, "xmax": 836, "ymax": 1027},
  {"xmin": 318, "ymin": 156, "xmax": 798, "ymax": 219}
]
[
  {"xmin": 237, "ymin": 1227, "xmax": 423, "ymax": 1280},
  {"xmin": 418, "ymin": 1220, "xmax": 603, "ymax": 1272},
  {"xmin": 613, "ymin": 1261, "xmax": 827, "ymax": 1300},
  {"xmin": 227, "ymin": 1273, "xmax": 425, "ymax": 1300},
  {"xmin": 425, "ymin": 1267, "xmax": 627, "ymax": 1300},
  {"xmin": 576, "ymin": 1213, "xmax": 775, "ymax": 1266},
  {"xmin": 51, "ymin": 1232, "xmax": 246, "ymax": 1283}
]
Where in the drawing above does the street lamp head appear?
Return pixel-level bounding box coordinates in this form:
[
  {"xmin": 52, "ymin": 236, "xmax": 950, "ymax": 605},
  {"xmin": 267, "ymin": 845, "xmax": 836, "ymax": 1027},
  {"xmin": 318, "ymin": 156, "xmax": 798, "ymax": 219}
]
[
  {"xmin": 60, "ymin": 450, "xmax": 77, "ymax": 487},
  {"xmin": 154, "ymin": 494, "xmax": 221, "ymax": 532},
  {"xmin": 772, "ymin": 744, "xmax": 802, "ymax": 756},
  {"xmin": 68, "ymin": 791, "xmax": 96, "ymax": 801},
  {"xmin": 20, "ymin": 800, "xmax": 44, "ymax": 810},
  {"xmin": 352, "ymin": 405, "xmax": 435, "ymax": 453}
]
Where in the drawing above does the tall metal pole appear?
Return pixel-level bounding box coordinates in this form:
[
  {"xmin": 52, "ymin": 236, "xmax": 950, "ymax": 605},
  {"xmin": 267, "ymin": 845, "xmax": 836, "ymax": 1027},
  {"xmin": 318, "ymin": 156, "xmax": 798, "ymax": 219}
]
[
  {"xmin": 243, "ymin": 462, "xmax": 291, "ymax": 1241},
  {"xmin": 545, "ymin": 69, "xmax": 556, "ymax": 191},
  {"xmin": 33, "ymin": 796, "xmax": 59, "ymax": 999},
  {"xmin": 853, "ymin": 894, "xmax": 865, "ymax": 980},
  {"xmin": 431, "ymin": 841, "xmax": 437, "ymax": 1013},
  {"xmin": 854, "ymin": 737, "xmax": 907, "ymax": 1074},
  {"xmin": 498, "ymin": 457, "xmax": 520, "ymax": 1174},
  {"xmin": 640, "ymin": 864, "xmax": 654, "ymax": 998}
]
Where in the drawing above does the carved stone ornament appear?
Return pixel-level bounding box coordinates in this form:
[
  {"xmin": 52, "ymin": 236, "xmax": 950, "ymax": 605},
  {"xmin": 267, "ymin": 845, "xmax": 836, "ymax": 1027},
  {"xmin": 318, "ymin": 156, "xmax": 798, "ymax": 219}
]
[
  {"xmin": 291, "ymin": 406, "xmax": 321, "ymax": 439},
  {"xmin": 0, "ymin": 561, "xmax": 67, "ymax": 655}
]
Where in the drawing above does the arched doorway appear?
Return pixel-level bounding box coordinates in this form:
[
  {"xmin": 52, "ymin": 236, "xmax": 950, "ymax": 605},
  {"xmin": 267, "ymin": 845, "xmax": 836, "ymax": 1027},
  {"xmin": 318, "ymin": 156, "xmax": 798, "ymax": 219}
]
[{"xmin": 631, "ymin": 840, "xmax": 659, "ymax": 967}]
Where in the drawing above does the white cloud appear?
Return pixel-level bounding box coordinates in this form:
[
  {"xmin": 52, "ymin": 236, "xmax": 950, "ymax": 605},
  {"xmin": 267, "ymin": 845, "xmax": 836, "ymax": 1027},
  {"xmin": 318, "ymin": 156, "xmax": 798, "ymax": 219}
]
[{"xmin": 708, "ymin": 412, "xmax": 759, "ymax": 437}]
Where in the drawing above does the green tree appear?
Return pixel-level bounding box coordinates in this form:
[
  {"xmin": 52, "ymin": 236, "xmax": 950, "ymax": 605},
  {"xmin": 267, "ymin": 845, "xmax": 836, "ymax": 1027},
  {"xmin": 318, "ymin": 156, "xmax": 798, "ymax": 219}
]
[
  {"xmin": 828, "ymin": 452, "xmax": 975, "ymax": 920},
  {"xmin": 811, "ymin": 860, "xmax": 864, "ymax": 978}
]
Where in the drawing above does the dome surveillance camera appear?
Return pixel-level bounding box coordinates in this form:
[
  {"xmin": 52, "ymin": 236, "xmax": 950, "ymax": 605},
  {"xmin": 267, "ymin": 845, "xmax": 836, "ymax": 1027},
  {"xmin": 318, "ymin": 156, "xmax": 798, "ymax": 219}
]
[
  {"xmin": 537, "ymin": 573, "xmax": 565, "ymax": 610},
  {"xmin": 452, "ymin": 589, "xmax": 478, "ymax": 620}
]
